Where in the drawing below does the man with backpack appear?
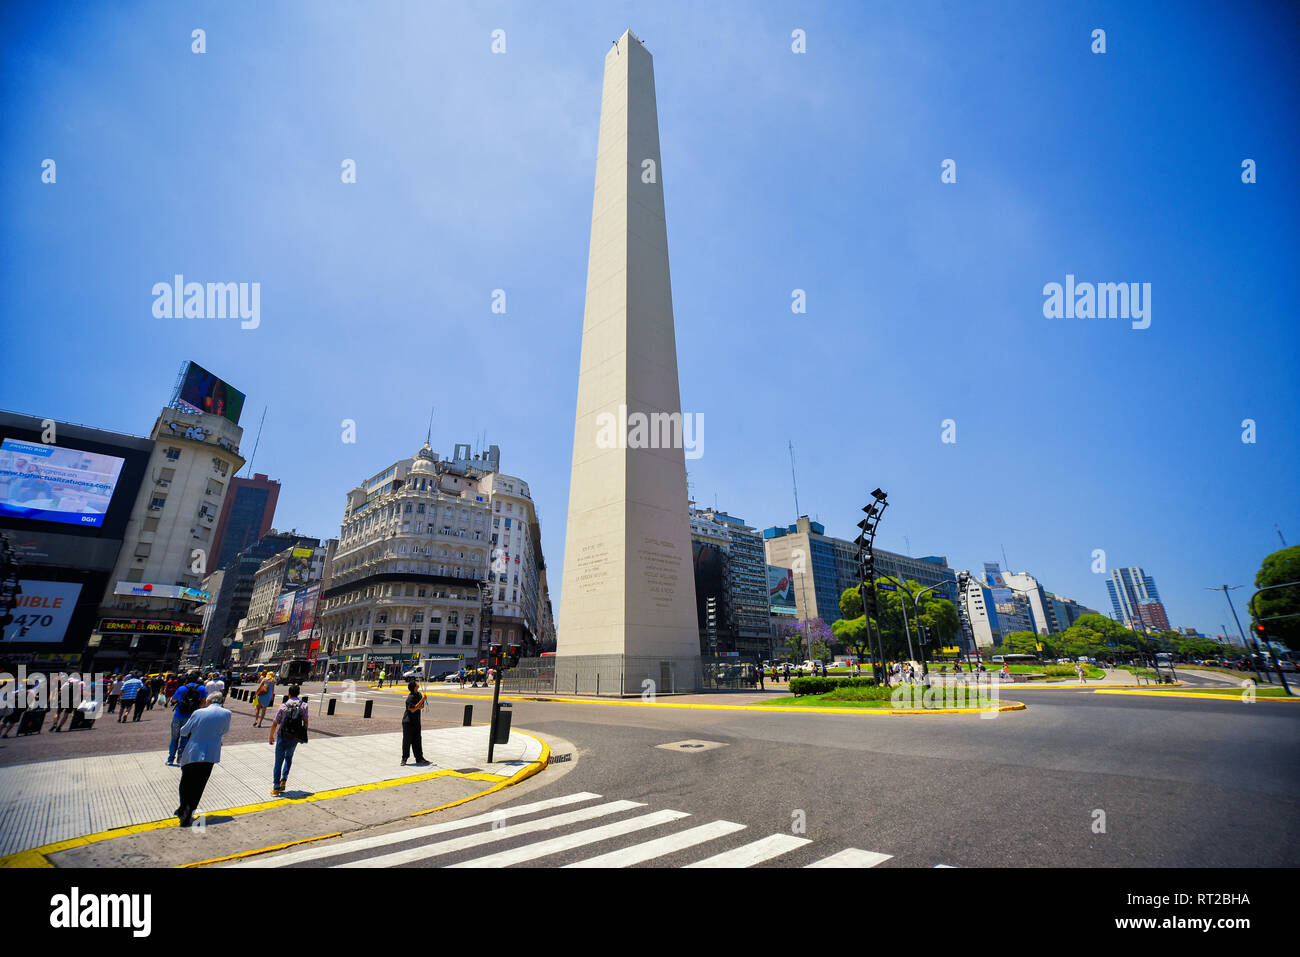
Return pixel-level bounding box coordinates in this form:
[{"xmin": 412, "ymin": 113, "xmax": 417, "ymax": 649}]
[
  {"xmin": 167, "ymin": 672, "xmax": 208, "ymax": 766},
  {"xmin": 269, "ymin": 684, "xmax": 309, "ymax": 796}
]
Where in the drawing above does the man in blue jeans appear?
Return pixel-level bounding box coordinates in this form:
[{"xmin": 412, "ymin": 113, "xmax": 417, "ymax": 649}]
[
  {"xmin": 167, "ymin": 672, "xmax": 207, "ymax": 766},
  {"xmin": 269, "ymin": 684, "xmax": 309, "ymax": 796}
]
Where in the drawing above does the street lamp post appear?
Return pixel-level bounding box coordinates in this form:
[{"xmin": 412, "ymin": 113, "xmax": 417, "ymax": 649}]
[
  {"xmin": 1208, "ymin": 585, "xmax": 1265, "ymax": 684},
  {"xmin": 854, "ymin": 489, "xmax": 889, "ymax": 685}
]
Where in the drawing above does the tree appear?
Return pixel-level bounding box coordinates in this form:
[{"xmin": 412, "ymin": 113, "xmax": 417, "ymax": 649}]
[
  {"xmin": 832, "ymin": 615, "xmax": 872, "ymax": 659},
  {"xmin": 809, "ymin": 640, "xmax": 832, "ymax": 662},
  {"xmin": 781, "ymin": 617, "xmax": 834, "ymax": 660},
  {"xmin": 1255, "ymin": 545, "xmax": 1300, "ymax": 648},
  {"xmin": 1003, "ymin": 631, "xmax": 1040, "ymax": 655},
  {"xmin": 1061, "ymin": 614, "xmax": 1139, "ymax": 657}
]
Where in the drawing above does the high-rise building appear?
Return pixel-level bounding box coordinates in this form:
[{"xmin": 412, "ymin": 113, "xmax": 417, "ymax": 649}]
[
  {"xmin": 555, "ymin": 30, "xmax": 701, "ymax": 696},
  {"xmin": 316, "ymin": 442, "xmax": 551, "ymax": 680},
  {"xmin": 211, "ymin": 472, "xmax": 280, "ymax": 570},
  {"xmin": 1106, "ymin": 566, "xmax": 1164, "ymax": 629},
  {"xmin": 692, "ymin": 507, "xmax": 772, "ymax": 660},
  {"xmin": 242, "ymin": 540, "xmax": 329, "ymax": 667},
  {"xmin": 93, "ymin": 403, "xmax": 245, "ymax": 671}
]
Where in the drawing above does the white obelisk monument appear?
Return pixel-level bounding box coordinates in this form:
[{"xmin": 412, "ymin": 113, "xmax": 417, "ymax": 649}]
[{"xmin": 556, "ymin": 30, "xmax": 701, "ymax": 695}]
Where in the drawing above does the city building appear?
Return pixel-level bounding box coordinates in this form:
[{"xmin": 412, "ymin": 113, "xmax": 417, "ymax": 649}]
[
  {"xmin": 1106, "ymin": 566, "xmax": 1165, "ymax": 630},
  {"xmin": 190, "ymin": 529, "xmax": 322, "ymax": 668},
  {"xmin": 0, "ymin": 410, "xmax": 153, "ymax": 673},
  {"xmin": 690, "ymin": 507, "xmax": 772, "ymax": 660},
  {"xmin": 316, "ymin": 441, "xmax": 552, "ymax": 680},
  {"xmin": 91, "ymin": 400, "xmax": 245, "ymax": 673},
  {"xmin": 956, "ymin": 571, "xmax": 1000, "ymax": 650},
  {"xmin": 241, "ymin": 541, "xmax": 329, "ymax": 667},
  {"xmin": 210, "ymin": 472, "xmax": 280, "ymax": 570},
  {"xmin": 762, "ymin": 517, "xmax": 957, "ymax": 626}
]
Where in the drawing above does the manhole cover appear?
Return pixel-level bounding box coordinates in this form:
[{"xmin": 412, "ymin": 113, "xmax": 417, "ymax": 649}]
[{"xmin": 656, "ymin": 739, "xmax": 728, "ymax": 753}]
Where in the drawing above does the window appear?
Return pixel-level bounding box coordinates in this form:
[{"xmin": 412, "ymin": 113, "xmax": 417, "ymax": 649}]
[
  {"xmin": 149, "ymin": 496, "xmax": 166, "ymax": 511},
  {"xmin": 461, "ymin": 632, "xmax": 473, "ymax": 646},
  {"xmin": 205, "ymin": 480, "xmax": 223, "ymax": 497},
  {"xmin": 143, "ymin": 517, "xmax": 160, "ymax": 532},
  {"xmin": 411, "ymin": 630, "xmax": 422, "ymax": 644},
  {"xmin": 134, "ymin": 542, "xmax": 152, "ymax": 558},
  {"xmin": 165, "ymin": 447, "xmax": 181, "ymax": 461}
]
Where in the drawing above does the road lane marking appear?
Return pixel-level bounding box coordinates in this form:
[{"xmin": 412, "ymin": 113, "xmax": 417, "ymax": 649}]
[
  {"xmin": 337, "ymin": 800, "xmax": 645, "ymax": 868},
  {"xmin": 685, "ymin": 833, "xmax": 811, "ymax": 868},
  {"xmin": 447, "ymin": 810, "xmax": 690, "ymax": 868},
  {"xmin": 226, "ymin": 791, "xmax": 601, "ymax": 868},
  {"xmin": 565, "ymin": 820, "xmax": 748, "ymax": 868},
  {"xmin": 805, "ymin": 848, "xmax": 892, "ymax": 868}
]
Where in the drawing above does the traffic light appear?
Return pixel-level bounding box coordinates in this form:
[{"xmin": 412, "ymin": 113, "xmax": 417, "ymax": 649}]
[
  {"xmin": 1253, "ymin": 623, "xmax": 1267, "ymax": 642},
  {"xmin": 507, "ymin": 643, "xmax": 521, "ymax": 667}
]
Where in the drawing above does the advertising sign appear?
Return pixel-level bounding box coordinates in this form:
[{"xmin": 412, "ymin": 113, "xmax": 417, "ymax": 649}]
[
  {"xmin": 96, "ymin": 619, "xmax": 202, "ymax": 636},
  {"xmin": 113, "ymin": 582, "xmax": 210, "ymax": 603},
  {"xmin": 291, "ymin": 582, "xmax": 320, "ymax": 639},
  {"xmin": 177, "ymin": 361, "xmax": 246, "ymax": 425},
  {"xmin": 271, "ymin": 591, "xmax": 296, "ymax": 625},
  {"xmin": 1, "ymin": 580, "xmax": 83, "ymax": 643},
  {"xmin": 285, "ymin": 547, "xmax": 315, "ymax": 586},
  {"xmin": 766, "ymin": 565, "xmax": 796, "ymax": 611},
  {"xmin": 0, "ymin": 439, "xmax": 125, "ymax": 528}
]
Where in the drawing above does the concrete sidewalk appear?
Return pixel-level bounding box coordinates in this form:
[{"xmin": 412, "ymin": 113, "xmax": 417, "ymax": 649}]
[{"xmin": 0, "ymin": 724, "xmax": 545, "ymax": 860}]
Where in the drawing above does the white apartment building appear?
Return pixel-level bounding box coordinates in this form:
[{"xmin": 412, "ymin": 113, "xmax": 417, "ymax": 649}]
[{"xmin": 317, "ymin": 442, "xmax": 551, "ymax": 679}]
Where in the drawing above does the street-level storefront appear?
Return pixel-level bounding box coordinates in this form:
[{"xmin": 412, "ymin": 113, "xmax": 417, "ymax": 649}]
[{"xmin": 85, "ymin": 616, "xmax": 201, "ymax": 675}]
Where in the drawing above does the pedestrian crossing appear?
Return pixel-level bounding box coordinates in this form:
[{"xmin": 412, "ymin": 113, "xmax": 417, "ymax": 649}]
[{"xmin": 226, "ymin": 791, "xmax": 958, "ymax": 868}]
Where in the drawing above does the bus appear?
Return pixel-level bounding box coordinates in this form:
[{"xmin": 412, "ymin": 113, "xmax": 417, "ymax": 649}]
[{"xmin": 283, "ymin": 658, "xmax": 312, "ymax": 684}]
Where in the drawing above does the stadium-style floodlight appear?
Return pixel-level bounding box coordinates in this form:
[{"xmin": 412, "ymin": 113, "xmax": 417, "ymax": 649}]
[{"xmin": 871, "ymin": 488, "xmax": 887, "ymax": 502}]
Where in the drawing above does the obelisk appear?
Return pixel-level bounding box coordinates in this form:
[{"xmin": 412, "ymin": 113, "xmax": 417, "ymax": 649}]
[{"xmin": 556, "ymin": 30, "xmax": 701, "ymax": 695}]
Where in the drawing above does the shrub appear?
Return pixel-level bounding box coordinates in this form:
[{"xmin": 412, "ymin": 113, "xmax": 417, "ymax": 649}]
[{"xmin": 788, "ymin": 676, "xmax": 877, "ymax": 696}]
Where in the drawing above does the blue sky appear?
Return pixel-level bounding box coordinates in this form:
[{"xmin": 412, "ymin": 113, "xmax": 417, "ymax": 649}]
[{"xmin": 2, "ymin": 1, "xmax": 1297, "ymax": 638}]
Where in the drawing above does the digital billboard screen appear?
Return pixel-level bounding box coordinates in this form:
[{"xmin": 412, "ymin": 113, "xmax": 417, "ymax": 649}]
[
  {"xmin": 1, "ymin": 580, "xmax": 83, "ymax": 643},
  {"xmin": 271, "ymin": 591, "xmax": 296, "ymax": 625},
  {"xmin": 0, "ymin": 439, "xmax": 125, "ymax": 528},
  {"xmin": 177, "ymin": 361, "xmax": 245, "ymax": 425}
]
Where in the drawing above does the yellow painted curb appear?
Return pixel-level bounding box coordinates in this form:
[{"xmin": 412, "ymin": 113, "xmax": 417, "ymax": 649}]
[
  {"xmin": 1092, "ymin": 689, "xmax": 1300, "ymax": 702},
  {"xmin": 419, "ymin": 689, "xmax": 1022, "ymax": 716},
  {"xmin": 183, "ymin": 730, "xmax": 553, "ymax": 866},
  {"xmin": 0, "ymin": 765, "xmax": 508, "ymax": 869},
  {"xmin": 1008, "ymin": 681, "xmax": 1181, "ymax": 691}
]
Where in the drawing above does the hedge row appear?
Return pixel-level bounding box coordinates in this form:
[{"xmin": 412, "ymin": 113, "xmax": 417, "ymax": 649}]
[{"xmin": 788, "ymin": 676, "xmax": 878, "ymax": 696}]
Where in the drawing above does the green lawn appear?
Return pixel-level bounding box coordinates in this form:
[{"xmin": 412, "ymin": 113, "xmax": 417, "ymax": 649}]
[
  {"xmin": 1159, "ymin": 686, "xmax": 1296, "ymax": 698},
  {"xmin": 755, "ymin": 687, "xmax": 1001, "ymax": 710}
]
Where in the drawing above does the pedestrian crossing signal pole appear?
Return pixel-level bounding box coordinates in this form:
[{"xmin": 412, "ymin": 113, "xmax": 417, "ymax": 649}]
[{"xmin": 487, "ymin": 641, "xmax": 504, "ymax": 762}]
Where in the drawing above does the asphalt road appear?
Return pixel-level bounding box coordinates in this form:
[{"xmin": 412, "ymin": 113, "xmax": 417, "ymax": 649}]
[{"xmin": 261, "ymin": 682, "xmax": 1300, "ymax": 868}]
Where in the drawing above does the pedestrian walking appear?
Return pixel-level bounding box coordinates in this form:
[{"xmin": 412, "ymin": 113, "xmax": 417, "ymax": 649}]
[
  {"xmin": 755, "ymin": 665, "xmax": 765, "ymax": 691},
  {"xmin": 175, "ymin": 693, "xmax": 231, "ymax": 827},
  {"xmin": 458, "ymin": 666, "xmax": 466, "ymax": 689},
  {"xmin": 147, "ymin": 674, "xmax": 163, "ymax": 710},
  {"xmin": 50, "ymin": 674, "xmax": 77, "ymax": 732},
  {"xmin": 1075, "ymin": 662, "xmax": 1086, "ymax": 683},
  {"xmin": 269, "ymin": 684, "xmax": 309, "ymax": 796},
  {"xmin": 117, "ymin": 672, "xmax": 144, "ymax": 723},
  {"xmin": 107, "ymin": 674, "xmax": 123, "ymax": 714},
  {"xmin": 378, "ymin": 669, "xmax": 387, "ymax": 689},
  {"xmin": 400, "ymin": 680, "xmax": 429, "ymax": 766},
  {"xmin": 253, "ymin": 672, "xmax": 274, "ymax": 727},
  {"xmin": 163, "ymin": 673, "xmax": 180, "ymax": 708},
  {"xmin": 205, "ymin": 672, "xmax": 225, "ymax": 697},
  {"xmin": 168, "ymin": 672, "xmax": 208, "ymax": 766},
  {"xmin": 131, "ymin": 674, "xmax": 150, "ymax": 721}
]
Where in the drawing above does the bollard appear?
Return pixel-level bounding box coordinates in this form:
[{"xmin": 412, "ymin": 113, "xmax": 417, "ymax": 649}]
[
  {"xmin": 327, "ymin": 697, "xmax": 337, "ymax": 716},
  {"xmin": 462, "ymin": 704, "xmax": 473, "ymax": 727},
  {"xmin": 363, "ymin": 699, "xmax": 373, "ymax": 719},
  {"xmin": 494, "ymin": 704, "xmax": 513, "ymax": 744}
]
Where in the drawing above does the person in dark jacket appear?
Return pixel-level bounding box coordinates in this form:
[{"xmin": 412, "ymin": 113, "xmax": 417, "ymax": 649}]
[{"xmin": 400, "ymin": 680, "xmax": 430, "ymax": 767}]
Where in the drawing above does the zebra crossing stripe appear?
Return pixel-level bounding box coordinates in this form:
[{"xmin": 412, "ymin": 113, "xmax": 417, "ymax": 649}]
[
  {"xmin": 227, "ymin": 792, "xmax": 602, "ymax": 868},
  {"xmin": 337, "ymin": 800, "xmax": 646, "ymax": 868},
  {"xmin": 565, "ymin": 820, "xmax": 748, "ymax": 868},
  {"xmin": 447, "ymin": 809, "xmax": 691, "ymax": 868},
  {"xmin": 805, "ymin": 848, "xmax": 892, "ymax": 868},
  {"xmin": 685, "ymin": 833, "xmax": 811, "ymax": 868}
]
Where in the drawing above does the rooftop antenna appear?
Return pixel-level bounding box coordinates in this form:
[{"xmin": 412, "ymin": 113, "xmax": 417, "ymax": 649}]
[
  {"xmin": 243, "ymin": 407, "xmax": 267, "ymax": 478},
  {"xmin": 904, "ymin": 535, "xmax": 911, "ymax": 556},
  {"xmin": 425, "ymin": 406, "xmax": 434, "ymax": 446},
  {"xmin": 1277, "ymin": 524, "xmax": 1288, "ymax": 548},
  {"xmin": 1001, "ymin": 543, "xmax": 1011, "ymax": 573},
  {"xmin": 788, "ymin": 440, "xmax": 801, "ymax": 520}
]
